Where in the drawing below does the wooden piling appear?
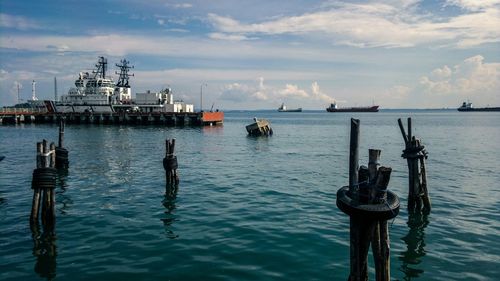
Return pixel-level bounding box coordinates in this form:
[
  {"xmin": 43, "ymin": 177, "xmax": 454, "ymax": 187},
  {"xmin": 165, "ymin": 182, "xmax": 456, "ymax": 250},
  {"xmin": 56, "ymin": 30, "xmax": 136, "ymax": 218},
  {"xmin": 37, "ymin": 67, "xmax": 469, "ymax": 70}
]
[
  {"xmin": 337, "ymin": 119, "xmax": 400, "ymax": 281},
  {"xmin": 30, "ymin": 139, "xmax": 57, "ymax": 231},
  {"xmin": 55, "ymin": 119, "xmax": 69, "ymax": 169},
  {"xmin": 30, "ymin": 142, "xmax": 44, "ymax": 224},
  {"xmin": 349, "ymin": 118, "xmax": 360, "ymax": 194},
  {"xmin": 163, "ymin": 139, "xmax": 179, "ymax": 190},
  {"xmin": 397, "ymin": 118, "xmax": 431, "ymax": 213},
  {"xmin": 58, "ymin": 118, "xmax": 64, "ymax": 148}
]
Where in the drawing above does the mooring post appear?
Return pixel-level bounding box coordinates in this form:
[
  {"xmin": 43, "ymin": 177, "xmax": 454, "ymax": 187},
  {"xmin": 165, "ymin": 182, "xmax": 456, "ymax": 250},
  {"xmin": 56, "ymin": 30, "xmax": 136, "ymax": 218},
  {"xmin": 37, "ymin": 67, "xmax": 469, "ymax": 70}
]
[
  {"xmin": 397, "ymin": 118, "xmax": 431, "ymax": 213},
  {"xmin": 31, "ymin": 139, "xmax": 57, "ymax": 229},
  {"xmin": 30, "ymin": 142, "xmax": 44, "ymax": 224},
  {"xmin": 349, "ymin": 118, "xmax": 360, "ymax": 195},
  {"xmin": 58, "ymin": 118, "xmax": 64, "ymax": 148},
  {"xmin": 337, "ymin": 120, "xmax": 400, "ymax": 281},
  {"xmin": 163, "ymin": 139, "xmax": 179, "ymax": 191},
  {"xmin": 55, "ymin": 118, "xmax": 69, "ymax": 169}
]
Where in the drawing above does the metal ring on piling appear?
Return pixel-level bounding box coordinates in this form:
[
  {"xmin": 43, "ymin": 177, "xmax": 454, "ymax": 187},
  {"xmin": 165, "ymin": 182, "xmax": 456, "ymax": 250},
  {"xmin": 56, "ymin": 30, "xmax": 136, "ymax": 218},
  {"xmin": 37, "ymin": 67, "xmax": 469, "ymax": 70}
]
[
  {"xmin": 31, "ymin": 167, "xmax": 57, "ymax": 189},
  {"xmin": 336, "ymin": 186, "xmax": 400, "ymax": 220},
  {"xmin": 163, "ymin": 156, "xmax": 178, "ymax": 170}
]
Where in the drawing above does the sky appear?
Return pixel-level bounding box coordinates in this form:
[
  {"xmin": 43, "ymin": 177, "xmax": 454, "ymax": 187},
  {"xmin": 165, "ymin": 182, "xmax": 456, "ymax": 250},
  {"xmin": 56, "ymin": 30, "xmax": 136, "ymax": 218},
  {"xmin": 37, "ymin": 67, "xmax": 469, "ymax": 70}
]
[{"xmin": 0, "ymin": 0, "xmax": 499, "ymax": 109}]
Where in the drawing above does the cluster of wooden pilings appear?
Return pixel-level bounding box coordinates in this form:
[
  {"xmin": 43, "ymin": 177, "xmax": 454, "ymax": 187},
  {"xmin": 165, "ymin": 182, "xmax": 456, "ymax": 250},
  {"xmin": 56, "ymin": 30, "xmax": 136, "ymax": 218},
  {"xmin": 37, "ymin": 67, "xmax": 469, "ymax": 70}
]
[
  {"xmin": 337, "ymin": 118, "xmax": 400, "ymax": 281},
  {"xmin": 30, "ymin": 140, "xmax": 57, "ymax": 230},
  {"xmin": 30, "ymin": 120, "xmax": 69, "ymax": 230},
  {"xmin": 28, "ymin": 121, "xmax": 70, "ymax": 279},
  {"xmin": 398, "ymin": 118, "xmax": 431, "ymax": 214}
]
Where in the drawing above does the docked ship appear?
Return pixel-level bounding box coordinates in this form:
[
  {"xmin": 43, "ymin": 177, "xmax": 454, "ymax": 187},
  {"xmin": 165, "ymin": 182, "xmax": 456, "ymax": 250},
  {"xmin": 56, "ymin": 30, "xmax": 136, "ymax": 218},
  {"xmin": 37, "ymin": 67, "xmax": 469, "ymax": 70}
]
[
  {"xmin": 326, "ymin": 102, "xmax": 379, "ymax": 112},
  {"xmin": 457, "ymin": 101, "xmax": 500, "ymax": 112},
  {"xmin": 278, "ymin": 103, "xmax": 302, "ymax": 112},
  {"xmin": 53, "ymin": 57, "xmax": 194, "ymax": 114}
]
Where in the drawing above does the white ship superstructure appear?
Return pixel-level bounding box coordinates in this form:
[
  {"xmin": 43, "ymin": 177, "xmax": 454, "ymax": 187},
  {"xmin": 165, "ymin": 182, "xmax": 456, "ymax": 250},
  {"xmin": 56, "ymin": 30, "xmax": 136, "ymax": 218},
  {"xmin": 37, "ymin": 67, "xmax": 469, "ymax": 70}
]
[{"xmin": 55, "ymin": 57, "xmax": 193, "ymax": 113}]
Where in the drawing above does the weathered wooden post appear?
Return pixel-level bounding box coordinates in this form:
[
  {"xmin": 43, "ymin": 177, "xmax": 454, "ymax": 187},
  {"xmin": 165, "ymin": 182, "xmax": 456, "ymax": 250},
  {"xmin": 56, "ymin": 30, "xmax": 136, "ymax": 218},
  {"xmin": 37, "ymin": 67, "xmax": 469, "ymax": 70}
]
[
  {"xmin": 163, "ymin": 139, "xmax": 179, "ymax": 191},
  {"xmin": 398, "ymin": 118, "xmax": 431, "ymax": 213},
  {"xmin": 30, "ymin": 139, "xmax": 57, "ymax": 231},
  {"xmin": 337, "ymin": 118, "xmax": 400, "ymax": 281},
  {"xmin": 55, "ymin": 118, "xmax": 69, "ymax": 169}
]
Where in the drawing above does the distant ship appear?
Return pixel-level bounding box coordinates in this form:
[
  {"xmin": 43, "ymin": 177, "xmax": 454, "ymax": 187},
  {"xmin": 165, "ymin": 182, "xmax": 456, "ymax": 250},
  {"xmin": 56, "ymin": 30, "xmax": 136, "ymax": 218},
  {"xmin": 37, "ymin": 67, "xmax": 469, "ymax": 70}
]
[
  {"xmin": 457, "ymin": 101, "xmax": 500, "ymax": 112},
  {"xmin": 326, "ymin": 102, "xmax": 379, "ymax": 112},
  {"xmin": 278, "ymin": 103, "xmax": 302, "ymax": 112},
  {"xmin": 53, "ymin": 57, "xmax": 194, "ymax": 114}
]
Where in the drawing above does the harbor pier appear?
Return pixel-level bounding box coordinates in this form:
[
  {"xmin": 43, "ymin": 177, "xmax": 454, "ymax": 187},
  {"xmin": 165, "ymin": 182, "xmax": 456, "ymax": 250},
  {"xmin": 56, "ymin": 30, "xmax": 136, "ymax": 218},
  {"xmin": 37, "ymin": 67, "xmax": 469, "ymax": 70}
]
[{"xmin": 0, "ymin": 110, "xmax": 223, "ymax": 126}]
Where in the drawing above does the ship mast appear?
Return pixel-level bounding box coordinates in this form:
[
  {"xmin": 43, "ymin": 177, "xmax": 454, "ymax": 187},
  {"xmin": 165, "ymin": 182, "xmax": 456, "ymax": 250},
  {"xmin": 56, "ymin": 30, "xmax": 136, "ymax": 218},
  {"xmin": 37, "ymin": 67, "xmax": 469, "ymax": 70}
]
[
  {"xmin": 17, "ymin": 83, "xmax": 20, "ymax": 104},
  {"xmin": 115, "ymin": 59, "xmax": 134, "ymax": 88},
  {"xmin": 54, "ymin": 77, "xmax": 58, "ymax": 101},
  {"xmin": 31, "ymin": 80, "xmax": 38, "ymax": 101},
  {"xmin": 93, "ymin": 56, "xmax": 108, "ymax": 79}
]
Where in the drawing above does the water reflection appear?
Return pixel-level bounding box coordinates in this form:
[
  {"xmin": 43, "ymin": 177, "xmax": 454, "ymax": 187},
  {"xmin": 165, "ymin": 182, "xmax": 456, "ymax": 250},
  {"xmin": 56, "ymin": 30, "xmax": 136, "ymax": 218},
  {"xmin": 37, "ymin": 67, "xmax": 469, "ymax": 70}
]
[
  {"xmin": 202, "ymin": 125, "xmax": 223, "ymax": 135},
  {"xmin": 31, "ymin": 222, "xmax": 57, "ymax": 280},
  {"xmin": 399, "ymin": 212, "xmax": 429, "ymax": 280},
  {"xmin": 56, "ymin": 169, "xmax": 72, "ymax": 215},
  {"xmin": 161, "ymin": 185, "xmax": 179, "ymax": 239}
]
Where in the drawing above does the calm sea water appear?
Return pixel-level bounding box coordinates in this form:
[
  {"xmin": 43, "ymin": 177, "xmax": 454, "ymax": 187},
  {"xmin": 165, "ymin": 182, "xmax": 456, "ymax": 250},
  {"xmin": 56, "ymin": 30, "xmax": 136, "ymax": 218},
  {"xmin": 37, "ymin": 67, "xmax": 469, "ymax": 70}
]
[{"xmin": 0, "ymin": 110, "xmax": 499, "ymax": 281}]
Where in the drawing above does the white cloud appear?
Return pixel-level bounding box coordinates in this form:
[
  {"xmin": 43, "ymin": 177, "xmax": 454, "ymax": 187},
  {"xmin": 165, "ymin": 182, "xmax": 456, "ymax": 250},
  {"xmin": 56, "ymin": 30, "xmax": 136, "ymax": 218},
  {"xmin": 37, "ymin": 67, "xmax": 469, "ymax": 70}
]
[
  {"xmin": 417, "ymin": 55, "xmax": 500, "ymax": 107},
  {"xmin": 206, "ymin": 2, "xmax": 500, "ymax": 48},
  {"xmin": 0, "ymin": 34, "xmax": 343, "ymax": 62},
  {"xmin": 311, "ymin": 81, "xmax": 335, "ymax": 103},
  {"xmin": 219, "ymin": 78, "xmax": 334, "ymax": 106},
  {"xmin": 0, "ymin": 13, "xmax": 40, "ymax": 30},
  {"xmin": 157, "ymin": 19, "xmax": 165, "ymax": 25},
  {"xmin": 445, "ymin": 0, "xmax": 500, "ymax": 11},
  {"xmin": 277, "ymin": 84, "xmax": 309, "ymax": 98},
  {"xmin": 208, "ymin": 32, "xmax": 252, "ymax": 41}
]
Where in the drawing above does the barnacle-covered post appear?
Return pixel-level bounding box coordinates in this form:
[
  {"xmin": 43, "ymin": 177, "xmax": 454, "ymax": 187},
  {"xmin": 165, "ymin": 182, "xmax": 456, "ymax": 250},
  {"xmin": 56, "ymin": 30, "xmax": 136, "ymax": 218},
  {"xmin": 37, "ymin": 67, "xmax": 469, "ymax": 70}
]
[
  {"xmin": 337, "ymin": 119, "xmax": 400, "ymax": 281},
  {"xmin": 163, "ymin": 139, "xmax": 179, "ymax": 192},
  {"xmin": 398, "ymin": 118, "xmax": 431, "ymax": 213}
]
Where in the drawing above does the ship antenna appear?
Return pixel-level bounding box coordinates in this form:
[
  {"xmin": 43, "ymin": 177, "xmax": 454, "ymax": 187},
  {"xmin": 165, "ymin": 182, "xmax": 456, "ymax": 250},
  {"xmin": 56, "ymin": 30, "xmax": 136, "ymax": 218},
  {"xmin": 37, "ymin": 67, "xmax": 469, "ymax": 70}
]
[
  {"xmin": 115, "ymin": 59, "xmax": 134, "ymax": 88},
  {"xmin": 93, "ymin": 56, "xmax": 108, "ymax": 79},
  {"xmin": 54, "ymin": 77, "xmax": 58, "ymax": 101}
]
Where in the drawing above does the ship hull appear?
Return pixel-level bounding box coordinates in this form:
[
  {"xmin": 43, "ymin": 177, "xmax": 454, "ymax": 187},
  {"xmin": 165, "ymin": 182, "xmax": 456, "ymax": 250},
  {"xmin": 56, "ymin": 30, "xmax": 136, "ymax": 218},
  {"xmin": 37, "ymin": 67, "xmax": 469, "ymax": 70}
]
[
  {"xmin": 326, "ymin": 105, "xmax": 379, "ymax": 112},
  {"xmin": 278, "ymin": 108, "xmax": 302, "ymax": 112},
  {"xmin": 457, "ymin": 107, "xmax": 500, "ymax": 112}
]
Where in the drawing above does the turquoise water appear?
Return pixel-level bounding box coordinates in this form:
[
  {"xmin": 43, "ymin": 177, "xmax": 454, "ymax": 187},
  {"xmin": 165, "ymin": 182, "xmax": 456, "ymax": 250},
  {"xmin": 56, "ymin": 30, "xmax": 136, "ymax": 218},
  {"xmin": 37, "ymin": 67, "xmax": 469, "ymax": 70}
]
[{"xmin": 0, "ymin": 110, "xmax": 499, "ymax": 280}]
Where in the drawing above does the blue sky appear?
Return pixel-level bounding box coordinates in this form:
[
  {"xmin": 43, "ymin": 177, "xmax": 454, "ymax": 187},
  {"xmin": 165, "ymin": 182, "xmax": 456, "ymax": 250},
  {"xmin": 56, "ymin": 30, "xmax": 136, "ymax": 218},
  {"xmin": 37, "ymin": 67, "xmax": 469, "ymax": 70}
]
[{"xmin": 1, "ymin": 0, "xmax": 499, "ymax": 109}]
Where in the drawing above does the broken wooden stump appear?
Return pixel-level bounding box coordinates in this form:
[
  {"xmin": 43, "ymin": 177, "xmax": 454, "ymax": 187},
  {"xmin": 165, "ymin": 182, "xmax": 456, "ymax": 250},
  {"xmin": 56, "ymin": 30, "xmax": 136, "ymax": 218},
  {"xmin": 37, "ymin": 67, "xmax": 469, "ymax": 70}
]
[
  {"xmin": 163, "ymin": 138, "xmax": 179, "ymax": 192},
  {"xmin": 337, "ymin": 118, "xmax": 400, "ymax": 281},
  {"xmin": 398, "ymin": 118, "xmax": 431, "ymax": 214}
]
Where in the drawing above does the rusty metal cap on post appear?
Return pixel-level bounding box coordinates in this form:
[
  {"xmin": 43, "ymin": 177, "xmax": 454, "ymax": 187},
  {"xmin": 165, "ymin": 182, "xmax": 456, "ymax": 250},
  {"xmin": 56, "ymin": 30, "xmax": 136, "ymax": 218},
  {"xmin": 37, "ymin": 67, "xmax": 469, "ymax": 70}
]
[{"xmin": 336, "ymin": 186, "xmax": 400, "ymax": 220}]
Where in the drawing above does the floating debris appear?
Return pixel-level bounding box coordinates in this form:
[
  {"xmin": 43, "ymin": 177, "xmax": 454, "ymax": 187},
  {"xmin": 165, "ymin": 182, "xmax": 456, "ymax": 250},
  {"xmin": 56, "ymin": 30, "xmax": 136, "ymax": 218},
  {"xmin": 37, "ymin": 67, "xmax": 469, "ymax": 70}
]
[{"xmin": 246, "ymin": 117, "xmax": 273, "ymax": 136}]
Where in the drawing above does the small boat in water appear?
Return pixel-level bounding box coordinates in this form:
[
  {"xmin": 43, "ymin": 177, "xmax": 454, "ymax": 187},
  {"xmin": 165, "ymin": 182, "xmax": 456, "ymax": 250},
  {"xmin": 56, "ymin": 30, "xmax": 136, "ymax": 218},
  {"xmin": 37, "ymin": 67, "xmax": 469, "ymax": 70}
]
[
  {"xmin": 457, "ymin": 101, "xmax": 500, "ymax": 112},
  {"xmin": 246, "ymin": 117, "xmax": 273, "ymax": 136},
  {"xmin": 326, "ymin": 102, "xmax": 379, "ymax": 112},
  {"xmin": 278, "ymin": 103, "xmax": 302, "ymax": 112}
]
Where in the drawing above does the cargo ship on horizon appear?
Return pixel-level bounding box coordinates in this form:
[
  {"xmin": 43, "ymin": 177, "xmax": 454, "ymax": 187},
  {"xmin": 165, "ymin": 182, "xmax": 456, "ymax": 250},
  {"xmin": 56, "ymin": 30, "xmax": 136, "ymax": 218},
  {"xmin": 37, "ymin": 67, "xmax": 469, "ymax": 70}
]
[
  {"xmin": 326, "ymin": 102, "xmax": 379, "ymax": 112},
  {"xmin": 457, "ymin": 101, "xmax": 500, "ymax": 112}
]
